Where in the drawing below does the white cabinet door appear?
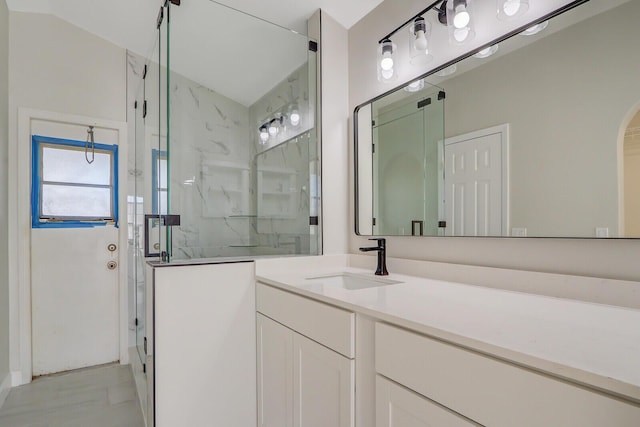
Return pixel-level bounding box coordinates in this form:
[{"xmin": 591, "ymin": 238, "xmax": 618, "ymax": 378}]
[
  {"xmin": 293, "ymin": 333, "xmax": 354, "ymax": 427},
  {"xmin": 257, "ymin": 314, "xmax": 294, "ymax": 427},
  {"xmin": 376, "ymin": 376, "xmax": 476, "ymax": 427}
]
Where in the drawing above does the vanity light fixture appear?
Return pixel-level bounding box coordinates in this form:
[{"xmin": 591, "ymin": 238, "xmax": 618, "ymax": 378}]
[
  {"xmin": 409, "ymin": 17, "xmax": 433, "ymax": 65},
  {"xmin": 497, "ymin": 0, "xmax": 529, "ymax": 20},
  {"xmin": 473, "ymin": 44, "xmax": 499, "ymax": 58},
  {"xmin": 445, "ymin": 0, "xmax": 475, "ymax": 44},
  {"xmin": 520, "ymin": 20, "xmax": 548, "ymax": 35},
  {"xmin": 377, "ymin": 39, "xmax": 397, "ymax": 82}
]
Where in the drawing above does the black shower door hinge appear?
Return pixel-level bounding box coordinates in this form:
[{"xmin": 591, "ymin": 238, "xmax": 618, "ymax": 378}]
[
  {"xmin": 143, "ymin": 64, "xmax": 148, "ymax": 80},
  {"xmin": 134, "ymin": 317, "xmax": 138, "ymax": 326},
  {"xmin": 157, "ymin": 6, "xmax": 164, "ymax": 29},
  {"xmin": 143, "ymin": 363, "xmax": 146, "ymax": 373},
  {"xmin": 438, "ymin": 221, "xmax": 447, "ymax": 228},
  {"xmin": 417, "ymin": 98, "xmax": 431, "ymax": 109},
  {"xmin": 143, "ymin": 101, "xmax": 148, "ymax": 119},
  {"xmin": 134, "ymin": 101, "xmax": 137, "ymax": 110},
  {"xmin": 372, "ymin": 143, "xmax": 375, "ymax": 154},
  {"xmin": 438, "ymin": 91, "xmax": 446, "ymax": 100},
  {"xmin": 309, "ymin": 40, "xmax": 318, "ymax": 52},
  {"xmin": 372, "ymin": 218, "xmax": 376, "ymax": 226}
]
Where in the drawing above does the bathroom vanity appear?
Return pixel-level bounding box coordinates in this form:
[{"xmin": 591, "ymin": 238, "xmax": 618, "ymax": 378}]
[{"xmin": 255, "ymin": 255, "xmax": 640, "ymax": 427}]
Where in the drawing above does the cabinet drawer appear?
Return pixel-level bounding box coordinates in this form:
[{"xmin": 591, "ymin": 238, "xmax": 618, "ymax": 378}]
[
  {"xmin": 375, "ymin": 322, "xmax": 640, "ymax": 427},
  {"xmin": 257, "ymin": 283, "xmax": 355, "ymax": 358},
  {"xmin": 376, "ymin": 375, "xmax": 477, "ymax": 427}
]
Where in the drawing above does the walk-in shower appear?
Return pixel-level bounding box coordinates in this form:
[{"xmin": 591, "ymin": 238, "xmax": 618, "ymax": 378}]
[{"xmin": 126, "ymin": 0, "xmax": 320, "ymax": 375}]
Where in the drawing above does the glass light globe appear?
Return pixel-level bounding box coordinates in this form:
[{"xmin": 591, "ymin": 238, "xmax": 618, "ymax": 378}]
[
  {"xmin": 380, "ymin": 54, "xmax": 394, "ymax": 71},
  {"xmin": 502, "ymin": 0, "xmax": 521, "ymax": 17},
  {"xmin": 289, "ymin": 110, "xmax": 300, "ymax": 127},
  {"xmin": 453, "ymin": 4, "xmax": 470, "ymax": 29}
]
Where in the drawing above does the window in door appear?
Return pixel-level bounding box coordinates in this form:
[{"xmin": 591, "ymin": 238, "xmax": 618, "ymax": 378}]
[{"xmin": 31, "ymin": 135, "xmax": 118, "ymax": 228}]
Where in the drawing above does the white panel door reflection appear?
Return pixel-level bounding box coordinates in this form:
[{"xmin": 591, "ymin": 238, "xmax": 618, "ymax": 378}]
[{"xmin": 445, "ymin": 128, "xmax": 507, "ymax": 237}]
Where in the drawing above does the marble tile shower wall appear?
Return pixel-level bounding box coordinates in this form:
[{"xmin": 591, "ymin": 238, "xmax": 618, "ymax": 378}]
[
  {"xmin": 168, "ymin": 66, "xmax": 256, "ymax": 259},
  {"xmin": 126, "ymin": 52, "xmax": 315, "ymax": 260}
]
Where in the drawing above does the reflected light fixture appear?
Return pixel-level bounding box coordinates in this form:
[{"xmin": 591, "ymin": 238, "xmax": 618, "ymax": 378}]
[
  {"xmin": 497, "ymin": 0, "xmax": 529, "ymax": 20},
  {"xmin": 520, "ymin": 20, "xmax": 548, "ymax": 35},
  {"xmin": 404, "ymin": 79, "xmax": 425, "ymax": 93},
  {"xmin": 268, "ymin": 116, "xmax": 283, "ymax": 137},
  {"xmin": 377, "ymin": 39, "xmax": 397, "ymax": 82},
  {"xmin": 289, "ymin": 106, "xmax": 301, "ymax": 127},
  {"xmin": 436, "ymin": 64, "xmax": 457, "ymax": 77},
  {"xmin": 259, "ymin": 125, "xmax": 269, "ymax": 143},
  {"xmin": 473, "ymin": 44, "xmax": 499, "ymax": 58}
]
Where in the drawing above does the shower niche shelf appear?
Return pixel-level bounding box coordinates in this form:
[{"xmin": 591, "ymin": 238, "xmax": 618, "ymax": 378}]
[
  {"xmin": 202, "ymin": 160, "xmax": 251, "ymax": 218},
  {"xmin": 257, "ymin": 167, "xmax": 298, "ymax": 219}
]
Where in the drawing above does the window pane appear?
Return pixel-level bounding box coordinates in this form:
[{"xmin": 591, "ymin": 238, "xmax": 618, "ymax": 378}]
[
  {"xmin": 42, "ymin": 184, "xmax": 112, "ymax": 218},
  {"xmin": 159, "ymin": 190, "xmax": 168, "ymax": 215},
  {"xmin": 158, "ymin": 158, "xmax": 168, "ymax": 189},
  {"xmin": 42, "ymin": 146, "xmax": 111, "ymax": 185}
]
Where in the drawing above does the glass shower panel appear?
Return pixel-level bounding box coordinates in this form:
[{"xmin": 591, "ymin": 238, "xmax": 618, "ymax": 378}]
[
  {"xmin": 164, "ymin": 0, "xmax": 318, "ymax": 260},
  {"xmin": 158, "ymin": 4, "xmax": 170, "ymax": 259},
  {"xmin": 372, "ymin": 83, "xmax": 444, "ymax": 236}
]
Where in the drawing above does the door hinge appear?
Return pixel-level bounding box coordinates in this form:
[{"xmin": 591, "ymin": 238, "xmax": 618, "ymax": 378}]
[
  {"xmin": 142, "ymin": 64, "xmax": 148, "ymax": 80},
  {"xmin": 372, "ymin": 143, "xmax": 375, "ymax": 154},
  {"xmin": 134, "ymin": 318, "xmax": 138, "ymax": 326},
  {"xmin": 372, "ymin": 218, "xmax": 376, "ymax": 226},
  {"xmin": 417, "ymin": 98, "xmax": 431, "ymax": 109},
  {"xmin": 438, "ymin": 90, "xmax": 446, "ymax": 100},
  {"xmin": 134, "ymin": 101, "xmax": 137, "ymax": 110},
  {"xmin": 372, "ymin": 120, "xmax": 376, "ymax": 127},
  {"xmin": 144, "ymin": 337, "xmax": 148, "ymax": 354},
  {"xmin": 143, "ymin": 363, "xmax": 146, "ymax": 373},
  {"xmin": 309, "ymin": 216, "xmax": 319, "ymax": 226},
  {"xmin": 157, "ymin": 6, "xmax": 164, "ymax": 29},
  {"xmin": 308, "ymin": 40, "xmax": 318, "ymax": 52},
  {"xmin": 438, "ymin": 221, "xmax": 447, "ymax": 228},
  {"xmin": 143, "ymin": 100, "xmax": 147, "ymax": 119}
]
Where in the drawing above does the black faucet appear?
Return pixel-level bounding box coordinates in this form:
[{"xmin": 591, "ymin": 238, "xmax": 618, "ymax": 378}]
[{"xmin": 359, "ymin": 238, "xmax": 388, "ymax": 276}]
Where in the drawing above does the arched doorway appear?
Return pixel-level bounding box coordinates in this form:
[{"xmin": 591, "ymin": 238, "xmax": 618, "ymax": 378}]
[{"xmin": 623, "ymin": 110, "xmax": 640, "ymax": 237}]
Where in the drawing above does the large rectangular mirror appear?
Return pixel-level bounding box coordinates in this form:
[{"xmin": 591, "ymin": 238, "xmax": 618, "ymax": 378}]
[{"xmin": 355, "ymin": 0, "xmax": 640, "ymax": 238}]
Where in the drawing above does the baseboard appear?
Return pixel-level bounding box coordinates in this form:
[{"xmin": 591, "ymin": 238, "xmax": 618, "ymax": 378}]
[{"xmin": 0, "ymin": 372, "xmax": 12, "ymax": 410}]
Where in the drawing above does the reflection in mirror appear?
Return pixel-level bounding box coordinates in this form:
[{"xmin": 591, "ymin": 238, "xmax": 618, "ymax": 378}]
[
  {"xmin": 357, "ymin": 81, "xmax": 444, "ymax": 236},
  {"xmin": 355, "ymin": 0, "xmax": 640, "ymax": 238}
]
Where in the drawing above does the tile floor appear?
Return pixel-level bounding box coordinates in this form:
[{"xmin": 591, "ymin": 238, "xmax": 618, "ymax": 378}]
[{"xmin": 0, "ymin": 364, "xmax": 145, "ymax": 427}]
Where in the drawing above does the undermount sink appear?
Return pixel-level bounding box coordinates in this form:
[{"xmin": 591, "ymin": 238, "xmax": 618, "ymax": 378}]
[{"xmin": 303, "ymin": 273, "xmax": 403, "ymax": 290}]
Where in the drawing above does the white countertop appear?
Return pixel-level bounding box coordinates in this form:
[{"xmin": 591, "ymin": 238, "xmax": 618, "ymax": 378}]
[{"xmin": 256, "ymin": 263, "xmax": 640, "ymax": 402}]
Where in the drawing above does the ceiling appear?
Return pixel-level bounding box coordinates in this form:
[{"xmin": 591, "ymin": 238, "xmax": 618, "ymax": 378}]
[
  {"xmin": 5, "ymin": 0, "xmax": 383, "ymax": 106},
  {"xmin": 5, "ymin": 0, "xmax": 384, "ymax": 56}
]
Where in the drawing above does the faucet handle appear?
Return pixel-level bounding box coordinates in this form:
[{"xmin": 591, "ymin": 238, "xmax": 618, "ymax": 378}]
[{"xmin": 368, "ymin": 237, "xmax": 386, "ymax": 246}]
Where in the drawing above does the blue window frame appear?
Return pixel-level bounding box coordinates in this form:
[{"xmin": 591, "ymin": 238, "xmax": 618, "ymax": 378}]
[{"xmin": 31, "ymin": 135, "xmax": 119, "ymax": 228}]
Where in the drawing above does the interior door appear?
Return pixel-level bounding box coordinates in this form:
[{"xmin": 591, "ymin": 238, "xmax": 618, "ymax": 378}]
[
  {"xmin": 30, "ymin": 119, "xmax": 120, "ymax": 376},
  {"xmin": 444, "ymin": 128, "xmax": 507, "ymax": 236}
]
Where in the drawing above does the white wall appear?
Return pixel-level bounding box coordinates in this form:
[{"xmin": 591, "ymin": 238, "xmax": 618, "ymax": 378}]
[
  {"xmin": 0, "ymin": 0, "xmax": 11, "ymax": 405},
  {"xmin": 347, "ymin": 0, "xmax": 640, "ymax": 281},
  {"xmin": 439, "ymin": 1, "xmax": 640, "ymax": 237},
  {"xmin": 8, "ymin": 11, "xmax": 127, "ymax": 381},
  {"xmin": 321, "ymin": 12, "xmax": 349, "ymax": 254}
]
